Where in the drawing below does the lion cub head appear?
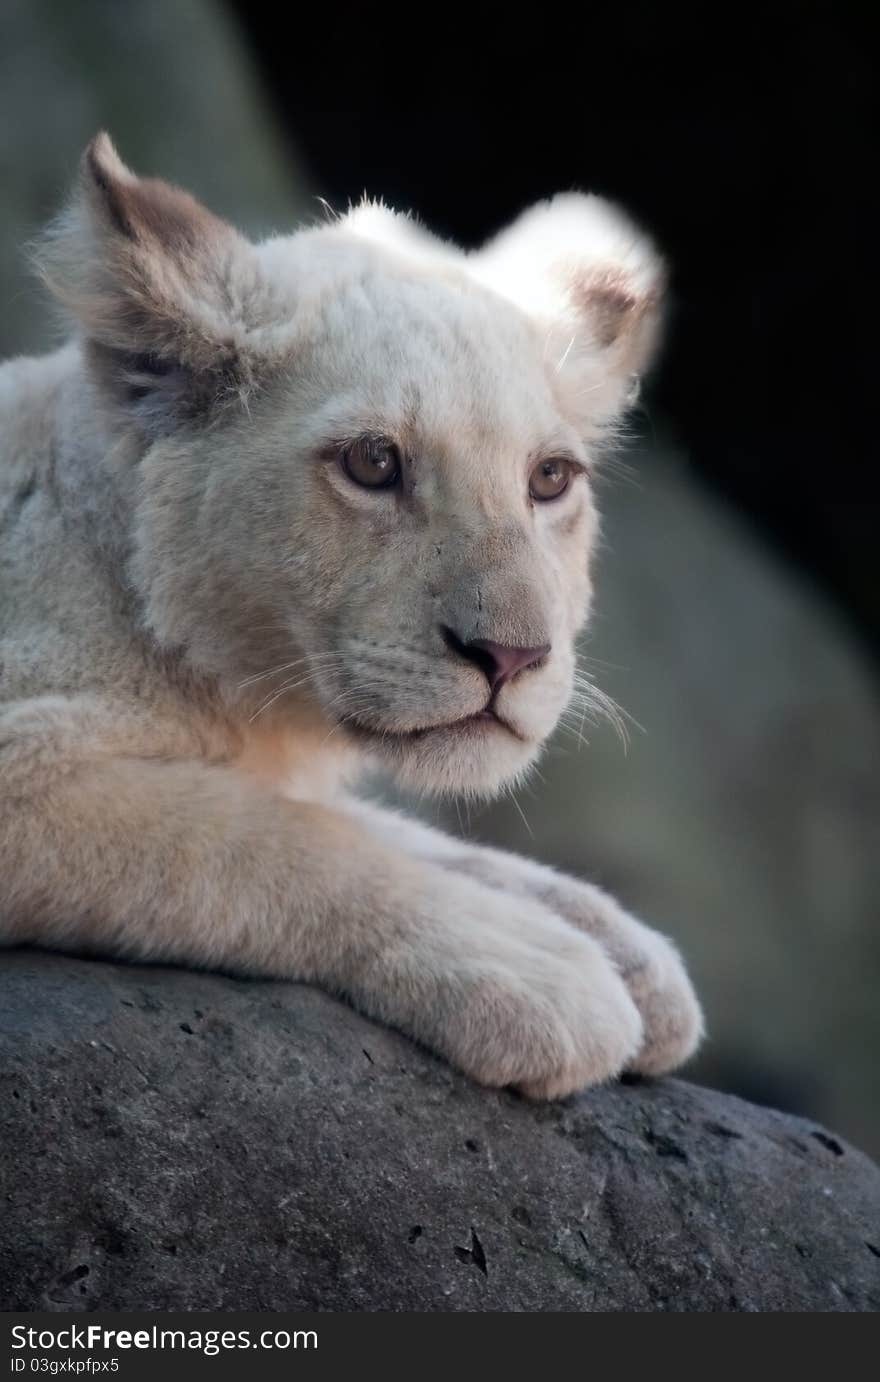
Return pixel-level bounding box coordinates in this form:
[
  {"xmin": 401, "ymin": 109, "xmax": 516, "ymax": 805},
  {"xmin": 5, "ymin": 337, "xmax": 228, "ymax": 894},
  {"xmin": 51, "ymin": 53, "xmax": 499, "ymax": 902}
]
[{"xmin": 38, "ymin": 134, "xmax": 664, "ymax": 795}]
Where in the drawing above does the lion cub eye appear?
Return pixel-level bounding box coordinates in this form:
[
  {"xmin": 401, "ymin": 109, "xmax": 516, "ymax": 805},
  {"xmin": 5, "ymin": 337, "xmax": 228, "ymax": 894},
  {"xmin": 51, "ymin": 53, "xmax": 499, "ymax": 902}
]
[
  {"xmin": 340, "ymin": 437, "xmax": 402, "ymax": 490},
  {"xmin": 529, "ymin": 456, "xmax": 575, "ymax": 502}
]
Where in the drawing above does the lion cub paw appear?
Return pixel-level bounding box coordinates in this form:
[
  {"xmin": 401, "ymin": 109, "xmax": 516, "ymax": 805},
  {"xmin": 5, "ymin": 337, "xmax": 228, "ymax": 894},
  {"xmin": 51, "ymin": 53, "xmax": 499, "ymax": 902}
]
[
  {"xmin": 432, "ymin": 901, "xmax": 644, "ymax": 1100},
  {"xmin": 535, "ymin": 879, "xmax": 705, "ymax": 1077},
  {"xmin": 615, "ymin": 927, "xmax": 704, "ymax": 1076}
]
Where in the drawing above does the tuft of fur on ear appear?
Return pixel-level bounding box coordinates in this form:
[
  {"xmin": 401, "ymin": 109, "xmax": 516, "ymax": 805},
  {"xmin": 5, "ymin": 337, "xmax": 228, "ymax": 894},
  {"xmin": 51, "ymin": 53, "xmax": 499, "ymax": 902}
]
[
  {"xmin": 469, "ymin": 193, "xmax": 666, "ymax": 435},
  {"xmin": 33, "ymin": 133, "xmax": 256, "ymax": 430}
]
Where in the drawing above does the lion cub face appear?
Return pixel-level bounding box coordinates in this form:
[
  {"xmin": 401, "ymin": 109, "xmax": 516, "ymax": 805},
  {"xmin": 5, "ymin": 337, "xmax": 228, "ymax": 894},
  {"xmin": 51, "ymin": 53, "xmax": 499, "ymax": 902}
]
[{"xmin": 40, "ymin": 135, "xmax": 664, "ymax": 796}]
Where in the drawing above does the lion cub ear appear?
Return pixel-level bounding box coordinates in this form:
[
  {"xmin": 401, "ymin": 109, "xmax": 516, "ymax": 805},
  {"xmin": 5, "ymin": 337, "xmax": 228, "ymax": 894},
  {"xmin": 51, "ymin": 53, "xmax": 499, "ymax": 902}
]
[
  {"xmin": 470, "ymin": 193, "xmax": 666, "ymax": 434},
  {"xmin": 34, "ymin": 133, "xmax": 254, "ymax": 430}
]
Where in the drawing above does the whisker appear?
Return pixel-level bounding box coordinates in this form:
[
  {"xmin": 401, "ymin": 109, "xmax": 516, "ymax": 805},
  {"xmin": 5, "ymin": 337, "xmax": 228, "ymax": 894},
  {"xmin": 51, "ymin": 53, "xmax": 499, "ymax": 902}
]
[
  {"xmin": 319, "ymin": 699, "xmax": 390, "ymax": 747},
  {"xmin": 247, "ymin": 661, "xmax": 374, "ymax": 722},
  {"xmin": 238, "ymin": 651, "xmax": 348, "ymax": 691},
  {"xmin": 568, "ymin": 671, "xmax": 639, "ymax": 747},
  {"xmin": 555, "ymin": 334, "xmax": 577, "ymax": 373},
  {"xmin": 576, "ymin": 650, "xmax": 627, "ymax": 673},
  {"xmin": 248, "ymin": 672, "xmax": 325, "ymax": 722},
  {"xmin": 239, "ymin": 657, "xmax": 314, "ymax": 692},
  {"xmin": 506, "ymin": 785, "xmax": 534, "ymax": 839}
]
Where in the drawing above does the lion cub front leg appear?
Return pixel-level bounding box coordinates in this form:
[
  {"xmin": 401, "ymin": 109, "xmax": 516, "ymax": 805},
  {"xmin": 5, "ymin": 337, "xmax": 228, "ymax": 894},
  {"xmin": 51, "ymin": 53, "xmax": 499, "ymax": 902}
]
[
  {"xmin": 0, "ymin": 700, "xmax": 643, "ymax": 1099},
  {"xmin": 347, "ymin": 801, "xmax": 704, "ymax": 1077}
]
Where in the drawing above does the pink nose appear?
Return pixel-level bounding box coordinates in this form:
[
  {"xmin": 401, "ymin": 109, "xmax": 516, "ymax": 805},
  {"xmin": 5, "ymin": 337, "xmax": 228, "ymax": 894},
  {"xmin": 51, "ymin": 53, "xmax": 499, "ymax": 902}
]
[{"xmin": 442, "ymin": 627, "xmax": 551, "ymax": 695}]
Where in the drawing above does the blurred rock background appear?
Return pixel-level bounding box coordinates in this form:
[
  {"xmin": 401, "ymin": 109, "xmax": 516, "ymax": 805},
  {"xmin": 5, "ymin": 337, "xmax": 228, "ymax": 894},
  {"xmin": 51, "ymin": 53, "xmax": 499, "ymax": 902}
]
[
  {"xmin": 1, "ymin": 1, "xmax": 876, "ymax": 1156},
  {"xmin": 0, "ymin": 0, "xmax": 309, "ymax": 358}
]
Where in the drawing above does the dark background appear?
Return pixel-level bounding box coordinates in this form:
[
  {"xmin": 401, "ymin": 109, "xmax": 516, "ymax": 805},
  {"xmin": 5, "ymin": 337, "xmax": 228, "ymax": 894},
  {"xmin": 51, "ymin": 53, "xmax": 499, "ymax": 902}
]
[{"xmin": 230, "ymin": 0, "xmax": 878, "ymax": 663}]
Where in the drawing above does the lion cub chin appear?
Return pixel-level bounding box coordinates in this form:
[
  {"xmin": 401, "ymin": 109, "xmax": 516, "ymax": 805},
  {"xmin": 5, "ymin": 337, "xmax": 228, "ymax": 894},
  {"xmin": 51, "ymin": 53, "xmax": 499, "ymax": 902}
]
[{"xmin": 0, "ymin": 134, "xmax": 703, "ymax": 1098}]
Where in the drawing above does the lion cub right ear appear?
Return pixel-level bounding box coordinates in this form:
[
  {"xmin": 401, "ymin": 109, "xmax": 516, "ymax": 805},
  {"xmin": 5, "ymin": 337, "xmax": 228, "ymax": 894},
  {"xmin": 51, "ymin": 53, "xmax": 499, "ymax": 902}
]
[
  {"xmin": 34, "ymin": 133, "xmax": 256, "ymax": 429},
  {"xmin": 470, "ymin": 193, "xmax": 666, "ymax": 437}
]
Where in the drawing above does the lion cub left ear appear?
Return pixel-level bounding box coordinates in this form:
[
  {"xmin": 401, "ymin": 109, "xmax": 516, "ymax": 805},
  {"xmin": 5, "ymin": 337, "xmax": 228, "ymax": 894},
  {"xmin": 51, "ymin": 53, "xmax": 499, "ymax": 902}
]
[
  {"xmin": 35, "ymin": 133, "xmax": 255, "ymax": 430},
  {"xmin": 470, "ymin": 193, "xmax": 666, "ymax": 434}
]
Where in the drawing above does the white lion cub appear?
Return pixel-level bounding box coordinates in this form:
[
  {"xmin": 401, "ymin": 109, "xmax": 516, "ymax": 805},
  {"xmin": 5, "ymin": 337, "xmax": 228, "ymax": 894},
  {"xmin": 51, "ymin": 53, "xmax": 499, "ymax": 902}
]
[{"xmin": 0, "ymin": 135, "xmax": 703, "ymax": 1098}]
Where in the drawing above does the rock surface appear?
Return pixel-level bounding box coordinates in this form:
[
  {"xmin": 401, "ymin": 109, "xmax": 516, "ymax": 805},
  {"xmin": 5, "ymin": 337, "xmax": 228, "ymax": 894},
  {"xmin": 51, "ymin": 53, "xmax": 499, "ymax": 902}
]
[{"xmin": 1, "ymin": 951, "xmax": 878, "ymax": 1312}]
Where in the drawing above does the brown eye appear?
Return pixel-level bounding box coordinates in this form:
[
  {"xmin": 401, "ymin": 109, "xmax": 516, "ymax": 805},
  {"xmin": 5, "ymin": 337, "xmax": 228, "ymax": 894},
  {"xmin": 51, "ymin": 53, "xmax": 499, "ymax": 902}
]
[
  {"xmin": 340, "ymin": 436, "xmax": 402, "ymax": 490},
  {"xmin": 529, "ymin": 456, "xmax": 574, "ymax": 502}
]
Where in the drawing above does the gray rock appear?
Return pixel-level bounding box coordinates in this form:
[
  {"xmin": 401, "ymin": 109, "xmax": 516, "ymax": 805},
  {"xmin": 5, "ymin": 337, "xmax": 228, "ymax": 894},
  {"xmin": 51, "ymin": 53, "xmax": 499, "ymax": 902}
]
[{"xmin": 1, "ymin": 951, "xmax": 877, "ymax": 1311}]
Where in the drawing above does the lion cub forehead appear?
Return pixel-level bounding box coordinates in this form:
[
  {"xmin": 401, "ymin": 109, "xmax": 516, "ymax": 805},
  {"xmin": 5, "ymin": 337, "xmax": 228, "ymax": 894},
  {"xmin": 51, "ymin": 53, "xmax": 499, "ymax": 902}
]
[
  {"xmin": 261, "ymin": 233, "xmax": 562, "ymax": 444},
  {"xmin": 259, "ymin": 224, "xmax": 534, "ymax": 346}
]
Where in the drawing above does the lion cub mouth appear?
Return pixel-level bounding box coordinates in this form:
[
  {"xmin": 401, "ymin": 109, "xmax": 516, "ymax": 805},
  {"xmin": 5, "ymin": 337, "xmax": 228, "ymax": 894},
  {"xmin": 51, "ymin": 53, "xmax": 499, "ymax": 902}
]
[{"xmin": 343, "ymin": 707, "xmax": 525, "ymax": 744}]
